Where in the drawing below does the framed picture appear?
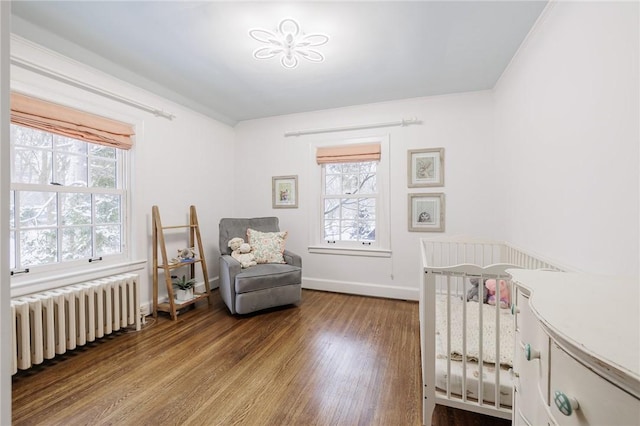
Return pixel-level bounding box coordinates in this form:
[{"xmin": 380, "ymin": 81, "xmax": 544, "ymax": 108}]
[
  {"xmin": 408, "ymin": 193, "xmax": 445, "ymax": 232},
  {"xmin": 272, "ymin": 175, "xmax": 298, "ymax": 209},
  {"xmin": 408, "ymin": 148, "xmax": 444, "ymax": 187}
]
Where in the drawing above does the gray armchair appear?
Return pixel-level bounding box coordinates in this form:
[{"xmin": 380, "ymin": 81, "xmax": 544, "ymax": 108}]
[{"xmin": 218, "ymin": 217, "xmax": 302, "ymax": 314}]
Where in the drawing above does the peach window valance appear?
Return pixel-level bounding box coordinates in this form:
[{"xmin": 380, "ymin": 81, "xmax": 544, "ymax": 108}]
[
  {"xmin": 10, "ymin": 92, "xmax": 135, "ymax": 150},
  {"xmin": 316, "ymin": 143, "xmax": 381, "ymax": 164}
]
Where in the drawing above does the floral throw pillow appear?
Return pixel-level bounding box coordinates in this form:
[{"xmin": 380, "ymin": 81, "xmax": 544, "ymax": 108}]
[{"xmin": 246, "ymin": 228, "xmax": 288, "ymax": 264}]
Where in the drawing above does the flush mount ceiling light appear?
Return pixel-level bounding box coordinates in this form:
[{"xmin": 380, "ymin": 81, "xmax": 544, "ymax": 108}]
[{"xmin": 249, "ymin": 18, "xmax": 329, "ymax": 69}]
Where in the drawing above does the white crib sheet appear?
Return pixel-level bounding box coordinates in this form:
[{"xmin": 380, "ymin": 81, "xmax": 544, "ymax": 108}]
[
  {"xmin": 434, "ymin": 295, "xmax": 514, "ymax": 407},
  {"xmin": 436, "ymin": 294, "xmax": 514, "ymax": 367}
]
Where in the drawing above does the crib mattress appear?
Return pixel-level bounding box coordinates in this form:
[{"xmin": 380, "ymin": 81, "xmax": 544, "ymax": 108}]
[{"xmin": 435, "ymin": 295, "xmax": 513, "ymax": 407}]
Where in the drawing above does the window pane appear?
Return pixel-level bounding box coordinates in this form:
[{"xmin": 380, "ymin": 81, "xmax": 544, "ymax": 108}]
[
  {"xmin": 55, "ymin": 152, "xmax": 88, "ymax": 186},
  {"xmin": 13, "ymin": 147, "xmax": 53, "ymax": 184},
  {"xmin": 61, "ymin": 193, "xmax": 91, "ymax": 225},
  {"xmin": 20, "ymin": 229, "xmax": 57, "ymax": 266},
  {"xmin": 325, "ymin": 164, "xmax": 342, "ymax": 174},
  {"xmin": 95, "ymin": 194, "xmax": 121, "ymax": 224},
  {"xmin": 90, "ymin": 158, "xmax": 117, "ymax": 188},
  {"xmin": 360, "ymin": 221, "xmax": 376, "ymax": 241},
  {"xmin": 96, "ymin": 225, "xmax": 121, "ymax": 255},
  {"xmin": 341, "ymin": 199, "xmax": 358, "ymax": 219},
  {"xmin": 20, "ymin": 192, "xmax": 57, "ymax": 228},
  {"xmin": 323, "ymin": 199, "xmax": 340, "ymax": 220},
  {"xmin": 359, "ymin": 172, "xmax": 376, "ymax": 193},
  {"xmin": 359, "ymin": 198, "xmax": 376, "ymax": 219},
  {"xmin": 360, "ymin": 161, "xmax": 377, "ymax": 174},
  {"xmin": 90, "ymin": 144, "xmax": 116, "ymax": 159},
  {"xmin": 62, "ymin": 227, "xmax": 92, "ymax": 261},
  {"xmin": 340, "ymin": 219, "xmax": 358, "ymax": 241},
  {"xmin": 323, "ymin": 220, "xmax": 340, "ymax": 240},
  {"xmin": 11, "ymin": 125, "xmax": 52, "ymax": 148},
  {"xmin": 54, "ymin": 135, "xmax": 87, "ymax": 155},
  {"xmin": 342, "ymin": 173, "xmax": 358, "ymax": 194},
  {"xmin": 325, "ymin": 174, "xmax": 341, "ymax": 195},
  {"xmin": 344, "ymin": 163, "xmax": 359, "ymax": 174}
]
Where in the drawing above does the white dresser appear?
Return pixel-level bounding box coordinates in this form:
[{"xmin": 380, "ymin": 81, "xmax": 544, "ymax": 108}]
[{"xmin": 509, "ymin": 270, "xmax": 640, "ymax": 426}]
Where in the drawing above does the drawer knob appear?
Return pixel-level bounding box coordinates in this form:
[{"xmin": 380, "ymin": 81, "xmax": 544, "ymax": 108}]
[
  {"xmin": 554, "ymin": 390, "xmax": 580, "ymax": 416},
  {"xmin": 511, "ymin": 304, "xmax": 520, "ymax": 315},
  {"xmin": 524, "ymin": 343, "xmax": 540, "ymax": 361}
]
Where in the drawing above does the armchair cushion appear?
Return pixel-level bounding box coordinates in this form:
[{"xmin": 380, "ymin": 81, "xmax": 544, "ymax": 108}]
[
  {"xmin": 247, "ymin": 228, "xmax": 287, "ymax": 264},
  {"xmin": 235, "ymin": 263, "xmax": 301, "ymax": 293}
]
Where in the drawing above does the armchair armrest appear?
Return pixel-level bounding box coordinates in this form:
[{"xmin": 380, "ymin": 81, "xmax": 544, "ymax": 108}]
[
  {"xmin": 219, "ymin": 254, "xmax": 242, "ymax": 314},
  {"xmin": 283, "ymin": 250, "xmax": 302, "ymax": 268}
]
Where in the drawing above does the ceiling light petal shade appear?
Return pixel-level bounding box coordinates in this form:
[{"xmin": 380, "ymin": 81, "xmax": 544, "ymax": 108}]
[{"xmin": 249, "ymin": 18, "xmax": 329, "ymax": 69}]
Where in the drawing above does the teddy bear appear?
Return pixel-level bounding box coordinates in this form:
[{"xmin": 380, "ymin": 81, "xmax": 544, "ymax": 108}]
[
  {"xmin": 485, "ymin": 279, "xmax": 510, "ymax": 308},
  {"xmin": 228, "ymin": 237, "xmax": 257, "ymax": 268},
  {"xmin": 465, "ymin": 278, "xmax": 489, "ymax": 303},
  {"xmin": 227, "ymin": 237, "xmax": 244, "ymax": 252},
  {"xmin": 172, "ymin": 247, "xmax": 196, "ymax": 264}
]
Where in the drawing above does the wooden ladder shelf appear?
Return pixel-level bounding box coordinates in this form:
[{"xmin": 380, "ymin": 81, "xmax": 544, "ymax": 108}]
[{"xmin": 152, "ymin": 205, "xmax": 211, "ymax": 320}]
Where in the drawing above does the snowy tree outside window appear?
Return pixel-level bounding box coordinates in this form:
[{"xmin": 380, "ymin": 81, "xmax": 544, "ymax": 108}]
[
  {"xmin": 10, "ymin": 124, "xmax": 125, "ymax": 271},
  {"xmin": 322, "ymin": 161, "xmax": 378, "ymax": 244}
]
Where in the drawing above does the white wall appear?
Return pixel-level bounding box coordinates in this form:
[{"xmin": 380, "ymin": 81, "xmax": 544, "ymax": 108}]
[
  {"xmin": 9, "ymin": 37, "xmax": 236, "ymax": 307},
  {"xmin": 234, "ymin": 92, "xmax": 498, "ymax": 300},
  {"xmin": 494, "ymin": 1, "xmax": 639, "ymax": 275}
]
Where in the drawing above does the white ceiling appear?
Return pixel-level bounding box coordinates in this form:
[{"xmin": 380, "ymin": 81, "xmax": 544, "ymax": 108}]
[{"xmin": 10, "ymin": 1, "xmax": 548, "ymax": 126}]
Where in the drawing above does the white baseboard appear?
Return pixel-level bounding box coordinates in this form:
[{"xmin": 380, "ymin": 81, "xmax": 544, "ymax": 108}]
[
  {"xmin": 141, "ymin": 277, "xmax": 415, "ymax": 318},
  {"xmin": 302, "ymin": 277, "xmax": 418, "ymax": 301}
]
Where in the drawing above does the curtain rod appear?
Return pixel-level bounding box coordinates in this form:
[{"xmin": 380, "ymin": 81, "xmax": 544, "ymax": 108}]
[
  {"xmin": 284, "ymin": 117, "xmax": 420, "ymax": 137},
  {"xmin": 11, "ymin": 56, "xmax": 176, "ymax": 120}
]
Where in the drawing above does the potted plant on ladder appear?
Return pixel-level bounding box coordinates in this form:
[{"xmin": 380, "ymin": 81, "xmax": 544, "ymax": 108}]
[{"xmin": 172, "ymin": 275, "xmax": 196, "ymax": 302}]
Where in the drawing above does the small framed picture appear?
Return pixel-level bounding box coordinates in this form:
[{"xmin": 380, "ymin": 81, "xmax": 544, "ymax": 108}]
[
  {"xmin": 408, "ymin": 193, "xmax": 445, "ymax": 232},
  {"xmin": 272, "ymin": 175, "xmax": 298, "ymax": 209},
  {"xmin": 408, "ymin": 148, "xmax": 444, "ymax": 187}
]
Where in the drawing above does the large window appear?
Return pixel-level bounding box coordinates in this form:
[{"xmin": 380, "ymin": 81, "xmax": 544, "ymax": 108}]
[
  {"xmin": 10, "ymin": 124, "xmax": 126, "ymax": 273},
  {"xmin": 311, "ymin": 138, "xmax": 390, "ymax": 256},
  {"xmin": 322, "ymin": 161, "xmax": 378, "ymax": 245}
]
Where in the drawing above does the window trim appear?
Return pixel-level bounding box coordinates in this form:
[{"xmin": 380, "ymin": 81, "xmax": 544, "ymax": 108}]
[{"xmin": 308, "ymin": 135, "xmax": 391, "ymax": 257}]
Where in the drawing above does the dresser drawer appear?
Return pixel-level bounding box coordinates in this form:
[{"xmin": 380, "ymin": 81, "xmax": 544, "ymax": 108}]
[
  {"xmin": 513, "ymin": 288, "xmax": 550, "ymax": 400},
  {"xmin": 513, "ymin": 286, "xmax": 551, "ymax": 424},
  {"xmin": 550, "ymin": 343, "xmax": 640, "ymax": 425}
]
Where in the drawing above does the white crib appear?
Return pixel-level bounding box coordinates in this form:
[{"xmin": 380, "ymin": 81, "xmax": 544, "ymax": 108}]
[{"xmin": 419, "ymin": 237, "xmax": 566, "ymax": 424}]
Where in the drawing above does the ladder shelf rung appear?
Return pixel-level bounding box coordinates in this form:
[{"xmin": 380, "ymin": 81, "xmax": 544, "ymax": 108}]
[
  {"xmin": 157, "ymin": 259, "xmax": 202, "ymax": 270},
  {"xmin": 160, "ymin": 224, "xmax": 197, "ymax": 230}
]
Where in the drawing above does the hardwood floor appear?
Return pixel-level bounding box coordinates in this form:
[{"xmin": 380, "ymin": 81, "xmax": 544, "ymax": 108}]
[{"xmin": 12, "ymin": 289, "xmax": 509, "ymax": 426}]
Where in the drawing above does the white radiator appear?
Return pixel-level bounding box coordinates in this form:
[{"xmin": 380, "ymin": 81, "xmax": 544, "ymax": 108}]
[{"xmin": 11, "ymin": 273, "xmax": 140, "ymax": 375}]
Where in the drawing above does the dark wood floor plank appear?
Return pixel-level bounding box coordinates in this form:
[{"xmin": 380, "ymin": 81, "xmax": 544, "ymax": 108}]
[{"xmin": 12, "ymin": 289, "xmax": 509, "ymax": 426}]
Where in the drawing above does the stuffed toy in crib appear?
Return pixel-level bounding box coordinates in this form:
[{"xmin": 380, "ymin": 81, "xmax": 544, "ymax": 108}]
[
  {"xmin": 466, "ymin": 278, "xmax": 489, "ymax": 303},
  {"xmin": 485, "ymin": 279, "xmax": 510, "ymax": 308}
]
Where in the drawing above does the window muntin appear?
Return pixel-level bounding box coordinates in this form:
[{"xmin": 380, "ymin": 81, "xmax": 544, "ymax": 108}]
[
  {"xmin": 10, "ymin": 124, "xmax": 125, "ymax": 273},
  {"xmin": 322, "ymin": 161, "xmax": 378, "ymax": 245}
]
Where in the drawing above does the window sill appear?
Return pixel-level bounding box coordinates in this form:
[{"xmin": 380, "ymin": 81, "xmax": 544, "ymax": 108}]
[
  {"xmin": 307, "ymin": 246, "xmax": 391, "ymax": 258},
  {"xmin": 11, "ymin": 259, "xmax": 147, "ymax": 298}
]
